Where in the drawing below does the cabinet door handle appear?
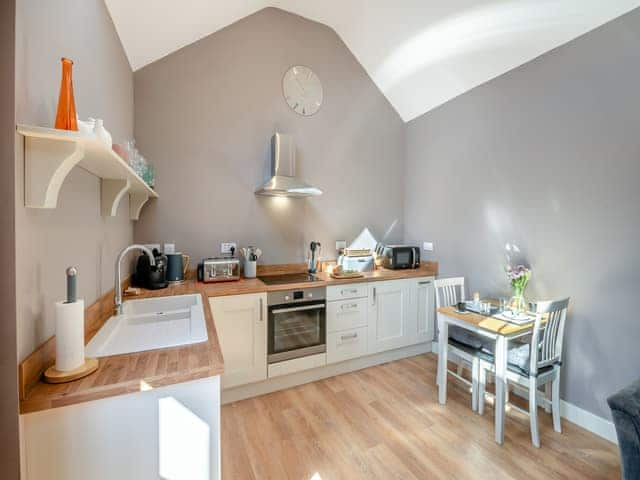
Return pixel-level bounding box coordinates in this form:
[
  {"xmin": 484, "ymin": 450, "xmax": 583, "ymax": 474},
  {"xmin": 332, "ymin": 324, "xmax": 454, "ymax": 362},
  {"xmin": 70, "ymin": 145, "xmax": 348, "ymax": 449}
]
[
  {"xmin": 372, "ymin": 287, "xmax": 376, "ymax": 305},
  {"xmin": 259, "ymin": 298, "xmax": 264, "ymax": 322},
  {"xmin": 340, "ymin": 333, "xmax": 358, "ymax": 341},
  {"xmin": 341, "ymin": 303, "xmax": 358, "ymax": 311},
  {"xmin": 418, "ymin": 281, "xmax": 431, "ymax": 285}
]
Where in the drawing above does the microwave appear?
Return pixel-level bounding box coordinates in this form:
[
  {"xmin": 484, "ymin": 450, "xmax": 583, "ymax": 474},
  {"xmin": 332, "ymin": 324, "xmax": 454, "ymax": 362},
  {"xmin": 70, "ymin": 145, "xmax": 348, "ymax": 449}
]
[{"xmin": 380, "ymin": 245, "xmax": 421, "ymax": 270}]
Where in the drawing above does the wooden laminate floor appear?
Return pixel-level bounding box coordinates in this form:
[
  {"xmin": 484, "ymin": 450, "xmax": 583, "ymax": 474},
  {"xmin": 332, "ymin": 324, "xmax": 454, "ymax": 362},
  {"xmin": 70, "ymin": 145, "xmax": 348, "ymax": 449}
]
[{"xmin": 221, "ymin": 353, "xmax": 619, "ymax": 479}]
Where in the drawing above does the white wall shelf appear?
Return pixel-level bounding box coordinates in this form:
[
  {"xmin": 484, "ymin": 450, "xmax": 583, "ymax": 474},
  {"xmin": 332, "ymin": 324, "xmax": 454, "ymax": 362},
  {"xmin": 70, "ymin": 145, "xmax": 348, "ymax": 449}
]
[{"xmin": 17, "ymin": 124, "xmax": 158, "ymax": 220}]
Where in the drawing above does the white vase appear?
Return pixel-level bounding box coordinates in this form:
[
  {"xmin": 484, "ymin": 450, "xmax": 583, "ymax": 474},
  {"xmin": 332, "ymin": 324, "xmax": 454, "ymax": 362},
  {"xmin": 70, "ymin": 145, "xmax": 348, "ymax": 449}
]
[
  {"xmin": 76, "ymin": 116, "xmax": 95, "ymax": 136},
  {"xmin": 93, "ymin": 118, "xmax": 112, "ymax": 146}
]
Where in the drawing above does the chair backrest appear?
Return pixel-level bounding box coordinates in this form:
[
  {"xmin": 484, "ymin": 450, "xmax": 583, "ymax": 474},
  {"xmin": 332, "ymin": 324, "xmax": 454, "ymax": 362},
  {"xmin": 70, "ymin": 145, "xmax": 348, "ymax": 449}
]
[
  {"xmin": 434, "ymin": 277, "xmax": 465, "ymax": 309},
  {"xmin": 529, "ymin": 297, "xmax": 570, "ymax": 375}
]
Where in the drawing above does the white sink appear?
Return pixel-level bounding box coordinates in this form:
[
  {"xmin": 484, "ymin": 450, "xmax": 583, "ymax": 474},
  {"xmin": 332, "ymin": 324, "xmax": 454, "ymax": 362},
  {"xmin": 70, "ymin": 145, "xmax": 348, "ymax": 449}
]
[{"xmin": 85, "ymin": 294, "xmax": 208, "ymax": 358}]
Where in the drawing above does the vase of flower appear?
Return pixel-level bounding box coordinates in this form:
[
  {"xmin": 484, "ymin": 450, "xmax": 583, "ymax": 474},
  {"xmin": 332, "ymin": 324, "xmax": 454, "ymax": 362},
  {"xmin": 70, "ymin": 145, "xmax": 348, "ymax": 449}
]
[{"xmin": 506, "ymin": 264, "xmax": 531, "ymax": 313}]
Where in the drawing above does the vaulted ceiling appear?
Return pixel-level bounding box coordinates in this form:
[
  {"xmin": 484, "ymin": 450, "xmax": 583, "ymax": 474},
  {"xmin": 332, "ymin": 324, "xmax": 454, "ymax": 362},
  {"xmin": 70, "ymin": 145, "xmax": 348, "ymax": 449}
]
[{"xmin": 104, "ymin": 1, "xmax": 640, "ymax": 121}]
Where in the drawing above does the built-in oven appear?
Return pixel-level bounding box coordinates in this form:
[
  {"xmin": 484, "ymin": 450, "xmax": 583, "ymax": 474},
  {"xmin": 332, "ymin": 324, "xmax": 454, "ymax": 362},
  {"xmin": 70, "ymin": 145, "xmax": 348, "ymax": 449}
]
[{"xmin": 267, "ymin": 286, "xmax": 326, "ymax": 364}]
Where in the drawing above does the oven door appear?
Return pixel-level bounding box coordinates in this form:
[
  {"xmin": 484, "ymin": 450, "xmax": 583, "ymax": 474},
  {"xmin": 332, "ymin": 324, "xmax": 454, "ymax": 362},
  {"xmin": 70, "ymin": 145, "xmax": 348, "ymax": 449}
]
[{"xmin": 268, "ymin": 301, "xmax": 326, "ymax": 363}]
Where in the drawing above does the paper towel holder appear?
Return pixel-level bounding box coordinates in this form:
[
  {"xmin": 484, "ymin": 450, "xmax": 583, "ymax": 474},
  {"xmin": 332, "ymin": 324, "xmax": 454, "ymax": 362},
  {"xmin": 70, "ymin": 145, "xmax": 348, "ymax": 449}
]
[
  {"xmin": 43, "ymin": 267, "xmax": 99, "ymax": 384},
  {"xmin": 43, "ymin": 357, "xmax": 99, "ymax": 384}
]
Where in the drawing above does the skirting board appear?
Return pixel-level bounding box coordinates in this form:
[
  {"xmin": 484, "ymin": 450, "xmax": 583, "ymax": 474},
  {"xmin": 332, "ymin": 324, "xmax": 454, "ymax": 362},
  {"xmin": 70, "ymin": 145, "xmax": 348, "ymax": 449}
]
[
  {"xmin": 431, "ymin": 341, "xmax": 618, "ymax": 445},
  {"xmin": 222, "ymin": 342, "xmax": 433, "ymax": 404}
]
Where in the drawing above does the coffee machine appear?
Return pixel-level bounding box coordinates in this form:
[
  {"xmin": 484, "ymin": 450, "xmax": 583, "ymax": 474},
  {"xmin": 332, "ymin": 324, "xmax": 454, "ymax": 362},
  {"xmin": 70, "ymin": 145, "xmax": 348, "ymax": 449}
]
[{"xmin": 132, "ymin": 248, "xmax": 168, "ymax": 289}]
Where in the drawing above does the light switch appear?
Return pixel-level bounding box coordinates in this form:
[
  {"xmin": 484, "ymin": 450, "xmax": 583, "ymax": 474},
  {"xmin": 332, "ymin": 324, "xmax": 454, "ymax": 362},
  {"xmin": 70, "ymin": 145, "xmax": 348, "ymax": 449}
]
[{"xmin": 423, "ymin": 242, "xmax": 434, "ymax": 252}]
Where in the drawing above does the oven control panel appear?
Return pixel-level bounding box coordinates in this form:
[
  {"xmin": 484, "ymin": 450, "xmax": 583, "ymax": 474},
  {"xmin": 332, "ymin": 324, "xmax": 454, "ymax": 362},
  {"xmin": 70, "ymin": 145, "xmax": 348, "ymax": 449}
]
[{"xmin": 267, "ymin": 287, "xmax": 326, "ymax": 306}]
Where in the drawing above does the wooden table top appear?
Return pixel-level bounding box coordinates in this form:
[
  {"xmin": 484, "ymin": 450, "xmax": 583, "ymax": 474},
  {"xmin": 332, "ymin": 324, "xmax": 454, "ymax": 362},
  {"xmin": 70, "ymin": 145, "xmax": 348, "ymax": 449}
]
[
  {"xmin": 437, "ymin": 306, "xmax": 536, "ymax": 335},
  {"xmin": 19, "ymin": 262, "xmax": 438, "ymax": 414}
]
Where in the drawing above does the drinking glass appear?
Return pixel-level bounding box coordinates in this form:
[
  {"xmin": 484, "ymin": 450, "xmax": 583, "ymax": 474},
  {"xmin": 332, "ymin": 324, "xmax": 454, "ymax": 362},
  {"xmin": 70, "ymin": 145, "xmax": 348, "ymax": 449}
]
[{"xmin": 499, "ymin": 297, "xmax": 508, "ymax": 311}]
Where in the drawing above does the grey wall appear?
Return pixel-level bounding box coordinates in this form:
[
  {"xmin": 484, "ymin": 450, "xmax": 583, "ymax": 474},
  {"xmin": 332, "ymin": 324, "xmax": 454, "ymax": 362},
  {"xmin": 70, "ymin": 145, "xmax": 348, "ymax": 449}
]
[
  {"xmin": 134, "ymin": 8, "xmax": 405, "ymax": 264},
  {"xmin": 2, "ymin": 1, "xmax": 20, "ymax": 477},
  {"xmin": 14, "ymin": 0, "xmax": 134, "ymax": 360},
  {"xmin": 405, "ymin": 8, "xmax": 640, "ymax": 419}
]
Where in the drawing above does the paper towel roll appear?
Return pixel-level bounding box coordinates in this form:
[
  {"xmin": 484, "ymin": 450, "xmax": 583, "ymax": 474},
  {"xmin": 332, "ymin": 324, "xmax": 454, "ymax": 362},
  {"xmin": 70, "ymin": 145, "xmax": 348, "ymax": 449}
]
[{"xmin": 55, "ymin": 299, "xmax": 85, "ymax": 371}]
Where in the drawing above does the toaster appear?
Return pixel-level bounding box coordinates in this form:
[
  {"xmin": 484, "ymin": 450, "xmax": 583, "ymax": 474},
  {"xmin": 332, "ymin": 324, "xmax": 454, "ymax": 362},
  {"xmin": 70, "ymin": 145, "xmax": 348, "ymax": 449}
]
[{"xmin": 197, "ymin": 257, "xmax": 240, "ymax": 282}]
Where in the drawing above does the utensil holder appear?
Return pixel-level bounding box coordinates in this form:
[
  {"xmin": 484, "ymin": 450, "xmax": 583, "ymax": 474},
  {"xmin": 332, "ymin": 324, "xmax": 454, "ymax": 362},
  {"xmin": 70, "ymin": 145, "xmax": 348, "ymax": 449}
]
[{"xmin": 244, "ymin": 260, "xmax": 257, "ymax": 278}]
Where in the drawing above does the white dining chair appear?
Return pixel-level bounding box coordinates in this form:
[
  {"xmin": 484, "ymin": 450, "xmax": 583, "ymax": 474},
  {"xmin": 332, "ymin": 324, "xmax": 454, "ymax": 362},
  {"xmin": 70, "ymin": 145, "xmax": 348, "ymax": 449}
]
[
  {"xmin": 434, "ymin": 277, "xmax": 483, "ymax": 411},
  {"xmin": 477, "ymin": 297, "xmax": 570, "ymax": 447}
]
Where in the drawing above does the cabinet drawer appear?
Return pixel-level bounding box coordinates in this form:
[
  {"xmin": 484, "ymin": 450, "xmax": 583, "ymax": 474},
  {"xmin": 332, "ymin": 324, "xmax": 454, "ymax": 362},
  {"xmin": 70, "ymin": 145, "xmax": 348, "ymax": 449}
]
[
  {"xmin": 327, "ymin": 297, "xmax": 368, "ymax": 332},
  {"xmin": 327, "ymin": 327, "xmax": 368, "ymax": 364},
  {"xmin": 327, "ymin": 283, "xmax": 368, "ymax": 301}
]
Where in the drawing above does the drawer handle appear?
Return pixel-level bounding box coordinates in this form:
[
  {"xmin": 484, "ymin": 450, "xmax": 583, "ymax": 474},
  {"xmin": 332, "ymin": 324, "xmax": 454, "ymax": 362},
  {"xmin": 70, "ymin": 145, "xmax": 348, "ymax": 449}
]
[
  {"xmin": 418, "ymin": 281, "xmax": 431, "ymax": 285},
  {"xmin": 341, "ymin": 303, "xmax": 358, "ymax": 311},
  {"xmin": 341, "ymin": 289, "xmax": 358, "ymax": 296},
  {"xmin": 340, "ymin": 333, "xmax": 358, "ymax": 341}
]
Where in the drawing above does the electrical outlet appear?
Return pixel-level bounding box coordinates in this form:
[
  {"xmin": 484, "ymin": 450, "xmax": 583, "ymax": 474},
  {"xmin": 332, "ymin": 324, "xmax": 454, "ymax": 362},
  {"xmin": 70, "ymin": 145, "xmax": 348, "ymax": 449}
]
[
  {"xmin": 221, "ymin": 242, "xmax": 237, "ymax": 254},
  {"xmin": 145, "ymin": 243, "xmax": 161, "ymax": 252},
  {"xmin": 335, "ymin": 240, "xmax": 347, "ymax": 250},
  {"xmin": 423, "ymin": 242, "xmax": 434, "ymax": 252},
  {"xmin": 163, "ymin": 243, "xmax": 175, "ymax": 254}
]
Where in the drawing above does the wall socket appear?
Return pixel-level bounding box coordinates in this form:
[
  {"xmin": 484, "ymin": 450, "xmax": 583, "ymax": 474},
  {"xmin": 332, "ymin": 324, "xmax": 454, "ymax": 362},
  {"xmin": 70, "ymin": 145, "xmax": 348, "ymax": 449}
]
[
  {"xmin": 221, "ymin": 242, "xmax": 237, "ymax": 254},
  {"xmin": 335, "ymin": 240, "xmax": 347, "ymax": 250},
  {"xmin": 423, "ymin": 242, "xmax": 434, "ymax": 252}
]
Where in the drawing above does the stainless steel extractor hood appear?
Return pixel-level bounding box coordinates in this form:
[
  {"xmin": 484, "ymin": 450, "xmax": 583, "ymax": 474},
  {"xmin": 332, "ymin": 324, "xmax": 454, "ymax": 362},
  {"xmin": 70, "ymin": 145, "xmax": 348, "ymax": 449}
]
[{"xmin": 255, "ymin": 133, "xmax": 322, "ymax": 197}]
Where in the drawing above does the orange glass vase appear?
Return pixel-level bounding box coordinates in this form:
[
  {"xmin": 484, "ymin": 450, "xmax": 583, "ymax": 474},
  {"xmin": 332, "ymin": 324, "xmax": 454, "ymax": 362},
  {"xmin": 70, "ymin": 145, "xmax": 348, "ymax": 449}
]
[{"xmin": 54, "ymin": 57, "xmax": 78, "ymax": 131}]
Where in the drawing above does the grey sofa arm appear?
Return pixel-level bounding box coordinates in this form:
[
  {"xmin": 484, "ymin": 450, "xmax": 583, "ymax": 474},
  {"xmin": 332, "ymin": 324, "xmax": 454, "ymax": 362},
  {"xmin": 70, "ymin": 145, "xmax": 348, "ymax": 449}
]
[{"xmin": 607, "ymin": 379, "xmax": 640, "ymax": 480}]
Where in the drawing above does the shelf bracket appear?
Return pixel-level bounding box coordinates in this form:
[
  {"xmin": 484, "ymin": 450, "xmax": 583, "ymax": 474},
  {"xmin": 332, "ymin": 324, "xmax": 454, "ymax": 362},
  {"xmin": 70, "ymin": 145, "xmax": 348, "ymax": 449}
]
[
  {"xmin": 101, "ymin": 178, "xmax": 131, "ymax": 217},
  {"xmin": 24, "ymin": 137, "xmax": 85, "ymax": 208},
  {"xmin": 129, "ymin": 193, "xmax": 150, "ymax": 220}
]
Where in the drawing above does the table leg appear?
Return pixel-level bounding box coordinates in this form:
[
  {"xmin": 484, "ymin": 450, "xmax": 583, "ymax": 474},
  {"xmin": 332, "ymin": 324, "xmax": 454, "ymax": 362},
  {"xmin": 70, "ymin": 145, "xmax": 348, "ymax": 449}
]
[
  {"xmin": 494, "ymin": 335, "xmax": 508, "ymax": 444},
  {"xmin": 437, "ymin": 315, "xmax": 448, "ymax": 405}
]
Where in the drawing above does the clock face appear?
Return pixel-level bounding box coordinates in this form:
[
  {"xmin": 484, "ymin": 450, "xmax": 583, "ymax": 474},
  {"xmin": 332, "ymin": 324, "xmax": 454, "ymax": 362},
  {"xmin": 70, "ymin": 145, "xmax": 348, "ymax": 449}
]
[{"xmin": 282, "ymin": 66, "xmax": 323, "ymax": 116}]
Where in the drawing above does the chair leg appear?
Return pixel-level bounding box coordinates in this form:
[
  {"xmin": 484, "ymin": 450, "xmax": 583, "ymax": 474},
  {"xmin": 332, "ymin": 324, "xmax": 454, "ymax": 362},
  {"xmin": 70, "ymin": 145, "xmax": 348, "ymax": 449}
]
[
  {"xmin": 471, "ymin": 358, "xmax": 479, "ymax": 412},
  {"xmin": 544, "ymin": 383, "xmax": 552, "ymax": 413},
  {"xmin": 552, "ymin": 374, "xmax": 562, "ymax": 433},
  {"xmin": 529, "ymin": 376, "xmax": 540, "ymax": 448},
  {"xmin": 478, "ymin": 365, "xmax": 486, "ymax": 415}
]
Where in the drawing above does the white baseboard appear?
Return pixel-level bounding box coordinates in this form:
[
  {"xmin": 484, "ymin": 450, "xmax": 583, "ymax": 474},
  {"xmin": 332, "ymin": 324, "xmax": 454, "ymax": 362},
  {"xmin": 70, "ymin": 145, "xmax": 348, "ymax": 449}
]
[
  {"xmin": 431, "ymin": 342, "xmax": 618, "ymax": 444},
  {"xmin": 560, "ymin": 400, "xmax": 617, "ymax": 444}
]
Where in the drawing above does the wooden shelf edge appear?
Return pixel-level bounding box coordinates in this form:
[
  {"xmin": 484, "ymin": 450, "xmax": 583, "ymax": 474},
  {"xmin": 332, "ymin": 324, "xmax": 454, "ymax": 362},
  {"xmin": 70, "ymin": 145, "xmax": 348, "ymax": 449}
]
[{"xmin": 17, "ymin": 124, "xmax": 158, "ymax": 218}]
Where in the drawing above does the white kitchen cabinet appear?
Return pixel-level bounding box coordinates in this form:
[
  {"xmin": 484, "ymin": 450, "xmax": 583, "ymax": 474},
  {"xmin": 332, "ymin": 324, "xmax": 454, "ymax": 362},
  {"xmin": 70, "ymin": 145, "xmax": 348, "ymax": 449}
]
[
  {"xmin": 209, "ymin": 293, "xmax": 267, "ymax": 389},
  {"xmin": 327, "ymin": 327, "xmax": 368, "ymax": 364},
  {"xmin": 327, "ymin": 283, "xmax": 368, "ymax": 301},
  {"xmin": 413, "ymin": 277, "xmax": 435, "ymax": 343},
  {"xmin": 326, "ymin": 297, "xmax": 368, "ymax": 333},
  {"xmin": 367, "ymin": 279, "xmax": 416, "ymax": 353}
]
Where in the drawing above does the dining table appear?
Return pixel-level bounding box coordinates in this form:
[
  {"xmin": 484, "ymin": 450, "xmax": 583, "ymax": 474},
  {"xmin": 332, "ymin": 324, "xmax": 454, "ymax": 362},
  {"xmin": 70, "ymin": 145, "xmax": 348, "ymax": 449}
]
[{"xmin": 436, "ymin": 303, "xmax": 538, "ymax": 444}]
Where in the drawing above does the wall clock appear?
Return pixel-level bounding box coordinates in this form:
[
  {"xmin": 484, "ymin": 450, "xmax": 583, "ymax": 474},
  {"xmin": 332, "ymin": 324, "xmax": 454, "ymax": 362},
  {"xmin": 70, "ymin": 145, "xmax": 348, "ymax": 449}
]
[{"xmin": 282, "ymin": 66, "xmax": 323, "ymax": 116}]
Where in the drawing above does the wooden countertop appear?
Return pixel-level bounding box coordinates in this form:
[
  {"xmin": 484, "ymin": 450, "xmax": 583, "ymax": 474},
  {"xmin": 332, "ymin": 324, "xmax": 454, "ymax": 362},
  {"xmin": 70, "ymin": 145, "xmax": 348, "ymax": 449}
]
[
  {"xmin": 19, "ymin": 283, "xmax": 224, "ymax": 415},
  {"xmin": 200, "ymin": 261, "xmax": 439, "ymax": 297},
  {"xmin": 19, "ymin": 262, "xmax": 437, "ymax": 414}
]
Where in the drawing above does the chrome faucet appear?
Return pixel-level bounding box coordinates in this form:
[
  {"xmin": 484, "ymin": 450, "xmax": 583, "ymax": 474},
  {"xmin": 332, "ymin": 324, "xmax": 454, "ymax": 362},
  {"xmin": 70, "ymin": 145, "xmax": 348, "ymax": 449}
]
[{"xmin": 115, "ymin": 244, "xmax": 155, "ymax": 315}]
